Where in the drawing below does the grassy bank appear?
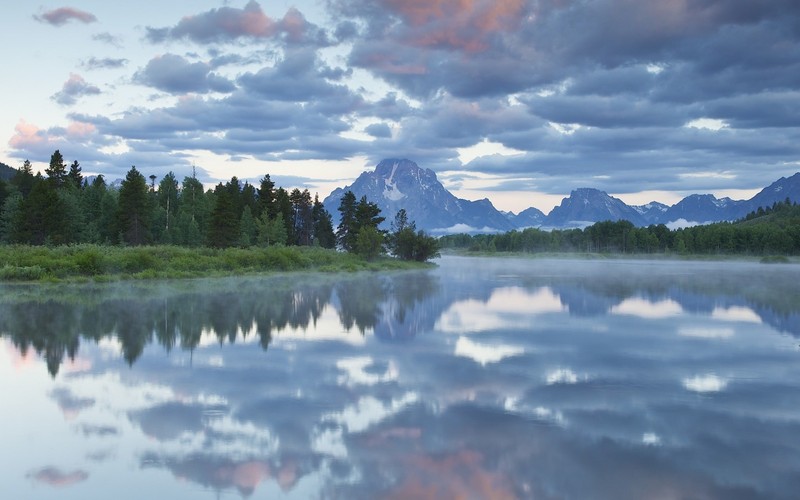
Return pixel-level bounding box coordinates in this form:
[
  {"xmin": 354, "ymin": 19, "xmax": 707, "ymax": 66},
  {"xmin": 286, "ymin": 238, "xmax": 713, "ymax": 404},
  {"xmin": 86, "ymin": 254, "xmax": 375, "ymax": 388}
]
[{"xmin": 0, "ymin": 244, "xmax": 432, "ymax": 282}]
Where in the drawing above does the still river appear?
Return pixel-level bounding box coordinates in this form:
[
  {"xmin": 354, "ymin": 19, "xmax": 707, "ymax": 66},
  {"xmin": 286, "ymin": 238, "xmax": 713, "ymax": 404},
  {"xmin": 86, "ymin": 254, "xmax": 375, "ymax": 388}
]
[{"xmin": 2, "ymin": 256, "xmax": 799, "ymax": 499}]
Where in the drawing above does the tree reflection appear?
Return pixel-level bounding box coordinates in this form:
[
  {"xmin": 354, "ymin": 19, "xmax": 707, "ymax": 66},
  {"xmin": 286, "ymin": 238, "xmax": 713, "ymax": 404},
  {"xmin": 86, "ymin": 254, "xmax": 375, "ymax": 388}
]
[
  {"xmin": 0, "ymin": 271, "xmax": 439, "ymax": 376},
  {"xmin": 4, "ymin": 260, "xmax": 799, "ymax": 377}
]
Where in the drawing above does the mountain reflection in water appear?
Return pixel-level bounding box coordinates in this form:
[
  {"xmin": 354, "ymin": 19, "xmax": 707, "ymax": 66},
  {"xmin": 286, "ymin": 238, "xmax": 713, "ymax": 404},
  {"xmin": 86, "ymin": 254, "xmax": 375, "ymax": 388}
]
[{"xmin": 1, "ymin": 256, "xmax": 800, "ymax": 499}]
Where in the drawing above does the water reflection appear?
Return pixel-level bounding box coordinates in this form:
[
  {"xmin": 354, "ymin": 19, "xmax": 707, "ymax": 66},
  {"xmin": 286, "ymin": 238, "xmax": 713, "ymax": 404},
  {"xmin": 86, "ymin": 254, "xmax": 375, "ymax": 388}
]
[
  {"xmin": 0, "ymin": 271, "xmax": 440, "ymax": 376},
  {"xmin": 2, "ymin": 257, "xmax": 800, "ymax": 499}
]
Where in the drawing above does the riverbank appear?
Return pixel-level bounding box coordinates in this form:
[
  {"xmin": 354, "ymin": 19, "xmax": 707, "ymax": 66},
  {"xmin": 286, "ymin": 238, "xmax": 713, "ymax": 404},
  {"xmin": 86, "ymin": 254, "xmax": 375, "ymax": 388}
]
[
  {"xmin": 439, "ymin": 248, "xmax": 797, "ymax": 264},
  {"xmin": 0, "ymin": 245, "xmax": 433, "ymax": 283}
]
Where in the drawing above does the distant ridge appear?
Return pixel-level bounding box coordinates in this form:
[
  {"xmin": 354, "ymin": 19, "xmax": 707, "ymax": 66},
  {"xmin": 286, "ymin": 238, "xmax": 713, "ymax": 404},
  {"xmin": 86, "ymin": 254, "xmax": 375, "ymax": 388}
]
[
  {"xmin": 0, "ymin": 162, "xmax": 16, "ymax": 181},
  {"xmin": 323, "ymin": 159, "xmax": 800, "ymax": 233},
  {"xmin": 544, "ymin": 188, "xmax": 646, "ymax": 228}
]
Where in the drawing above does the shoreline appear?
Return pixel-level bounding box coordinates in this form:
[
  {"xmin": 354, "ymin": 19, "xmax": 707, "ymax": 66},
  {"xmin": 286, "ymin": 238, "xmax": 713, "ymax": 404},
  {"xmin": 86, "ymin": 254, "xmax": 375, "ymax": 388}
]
[{"xmin": 0, "ymin": 244, "xmax": 434, "ymax": 284}]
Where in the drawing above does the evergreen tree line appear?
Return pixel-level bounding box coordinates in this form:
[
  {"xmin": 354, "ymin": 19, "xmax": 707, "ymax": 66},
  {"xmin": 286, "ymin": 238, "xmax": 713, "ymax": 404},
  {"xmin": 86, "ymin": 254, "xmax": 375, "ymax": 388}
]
[
  {"xmin": 0, "ymin": 150, "xmax": 334, "ymax": 249},
  {"xmin": 440, "ymin": 199, "xmax": 800, "ymax": 256},
  {"xmin": 0, "ymin": 151, "xmax": 439, "ymax": 261}
]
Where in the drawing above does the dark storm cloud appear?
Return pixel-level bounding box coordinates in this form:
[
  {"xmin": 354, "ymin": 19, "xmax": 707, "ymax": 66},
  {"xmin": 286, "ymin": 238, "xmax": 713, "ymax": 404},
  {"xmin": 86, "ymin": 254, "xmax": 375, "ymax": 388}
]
[
  {"xmin": 34, "ymin": 7, "xmax": 97, "ymax": 26},
  {"xmin": 135, "ymin": 54, "xmax": 235, "ymax": 94},
  {"xmin": 145, "ymin": 1, "xmax": 329, "ymax": 47},
  {"xmin": 81, "ymin": 57, "xmax": 128, "ymax": 70},
  {"xmin": 51, "ymin": 74, "xmax": 101, "ymax": 106}
]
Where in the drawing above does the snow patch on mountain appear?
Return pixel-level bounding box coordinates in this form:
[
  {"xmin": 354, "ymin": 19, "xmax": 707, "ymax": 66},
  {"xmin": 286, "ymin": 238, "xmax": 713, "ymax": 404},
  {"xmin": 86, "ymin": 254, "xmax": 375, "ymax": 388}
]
[{"xmin": 382, "ymin": 162, "xmax": 406, "ymax": 201}]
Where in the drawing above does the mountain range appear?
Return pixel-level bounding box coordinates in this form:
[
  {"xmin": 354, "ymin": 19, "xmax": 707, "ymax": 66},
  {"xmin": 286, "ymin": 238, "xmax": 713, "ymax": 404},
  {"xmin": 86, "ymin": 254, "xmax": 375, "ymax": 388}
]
[{"xmin": 323, "ymin": 159, "xmax": 800, "ymax": 234}]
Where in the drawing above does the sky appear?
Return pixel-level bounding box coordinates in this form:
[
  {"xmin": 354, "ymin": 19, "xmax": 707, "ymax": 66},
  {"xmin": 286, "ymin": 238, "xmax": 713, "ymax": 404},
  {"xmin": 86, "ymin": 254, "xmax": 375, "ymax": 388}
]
[{"xmin": 2, "ymin": 1, "xmax": 799, "ymax": 213}]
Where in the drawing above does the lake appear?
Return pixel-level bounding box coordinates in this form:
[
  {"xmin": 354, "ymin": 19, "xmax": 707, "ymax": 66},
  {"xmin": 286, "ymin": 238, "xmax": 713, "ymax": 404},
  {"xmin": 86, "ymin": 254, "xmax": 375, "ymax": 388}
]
[{"xmin": 2, "ymin": 256, "xmax": 800, "ymax": 499}]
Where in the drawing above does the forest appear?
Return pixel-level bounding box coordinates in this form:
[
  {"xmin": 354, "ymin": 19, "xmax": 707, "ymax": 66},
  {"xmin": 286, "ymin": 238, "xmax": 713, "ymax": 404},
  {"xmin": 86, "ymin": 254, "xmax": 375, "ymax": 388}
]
[
  {"xmin": 0, "ymin": 150, "xmax": 438, "ymax": 266},
  {"xmin": 440, "ymin": 200, "xmax": 800, "ymax": 257}
]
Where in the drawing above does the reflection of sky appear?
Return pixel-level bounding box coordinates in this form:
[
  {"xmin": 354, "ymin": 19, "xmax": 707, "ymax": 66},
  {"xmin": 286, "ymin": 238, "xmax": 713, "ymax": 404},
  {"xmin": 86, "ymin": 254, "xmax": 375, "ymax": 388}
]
[
  {"xmin": 2, "ymin": 257, "xmax": 800, "ymax": 498},
  {"xmin": 436, "ymin": 286, "xmax": 565, "ymax": 333}
]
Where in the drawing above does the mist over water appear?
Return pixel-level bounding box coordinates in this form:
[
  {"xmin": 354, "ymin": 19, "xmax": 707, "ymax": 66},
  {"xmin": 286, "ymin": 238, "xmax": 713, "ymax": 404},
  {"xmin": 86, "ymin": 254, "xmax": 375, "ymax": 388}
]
[{"xmin": 2, "ymin": 256, "xmax": 800, "ymax": 499}]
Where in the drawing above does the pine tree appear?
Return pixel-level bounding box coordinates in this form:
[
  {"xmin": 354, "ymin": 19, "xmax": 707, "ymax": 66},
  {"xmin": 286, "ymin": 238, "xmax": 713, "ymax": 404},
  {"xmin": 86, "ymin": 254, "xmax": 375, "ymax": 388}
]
[
  {"xmin": 11, "ymin": 160, "xmax": 35, "ymax": 198},
  {"xmin": 116, "ymin": 166, "xmax": 152, "ymax": 245},
  {"xmin": 312, "ymin": 194, "xmax": 336, "ymax": 248},
  {"xmin": 257, "ymin": 174, "xmax": 275, "ymax": 219},
  {"xmin": 290, "ymin": 188, "xmax": 313, "ymax": 245},
  {"xmin": 45, "ymin": 150, "xmax": 68, "ymax": 188},
  {"xmin": 336, "ymin": 190, "xmax": 357, "ymax": 251},
  {"xmin": 275, "ymin": 187, "xmax": 294, "ymax": 244},
  {"xmin": 207, "ymin": 183, "xmax": 239, "ymax": 248},
  {"xmin": 67, "ymin": 160, "xmax": 83, "ymax": 188}
]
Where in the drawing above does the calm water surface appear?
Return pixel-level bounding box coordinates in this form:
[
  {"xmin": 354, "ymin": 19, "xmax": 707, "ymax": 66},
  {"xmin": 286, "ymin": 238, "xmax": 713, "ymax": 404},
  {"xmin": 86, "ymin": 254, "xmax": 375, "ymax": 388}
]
[{"xmin": 2, "ymin": 256, "xmax": 800, "ymax": 499}]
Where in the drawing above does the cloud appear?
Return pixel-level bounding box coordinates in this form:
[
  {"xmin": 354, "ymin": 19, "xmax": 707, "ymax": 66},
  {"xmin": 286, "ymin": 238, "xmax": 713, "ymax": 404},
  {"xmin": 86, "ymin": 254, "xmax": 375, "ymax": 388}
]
[
  {"xmin": 365, "ymin": 123, "xmax": 392, "ymax": 138},
  {"xmin": 81, "ymin": 57, "xmax": 128, "ymax": 70},
  {"xmin": 9, "ymin": 0, "xmax": 800, "ymax": 204},
  {"xmin": 237, "ymin": 48, "xmax": 355, "ymax": 103},
  {"xmin": 683, "ymin": 374, "xmax": 728, "ymax": 393},
  {"xmin": 135, "ymin": 54, "xmax": 235, "ymax": 94},
  {"xmin": 51, "ymin": 73, "xmax": 101, "ymax": 106},
  {"xmin": 34, "ymin": 7, "xmax": 97, "ymax": 26},
  {"xmin": 335, "ymin": 0, "xmax": 526, "ymax": 52},
  {"xmin": 27, "ymin": 467, "xmax": 89, "ymax": 487},
  {"xmin": 92, "ymin": 32, "xmax": 124, "ymax": 48},
  {"xmin": 146, "ymin": 1, "xmax": 328, "ymax": 46}
]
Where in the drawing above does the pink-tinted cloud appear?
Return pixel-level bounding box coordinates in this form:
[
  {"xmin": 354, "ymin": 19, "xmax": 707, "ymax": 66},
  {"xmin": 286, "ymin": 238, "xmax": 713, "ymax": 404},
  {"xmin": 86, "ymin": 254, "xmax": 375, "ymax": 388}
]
[
  {"xmin": 66, "ymin": 121, "xmax": 98, "ymax": 139},
  {"xmin": 28, "ymin": 467, "xmax": 89, "ymax": 487},
  {"xmin": 9, "ymin": 120, "xmax": 97, "ymax": 158},
  {"xmin": 382, "ymin": 0, "xmax": 526, "ymax": 52},
  {"xmin": 8, "ymin": 120, "xmax": 46, "ymax": 150},
  {"xmin": 34, "ymin": 7, "xmax": 97, "ymax": 26}
]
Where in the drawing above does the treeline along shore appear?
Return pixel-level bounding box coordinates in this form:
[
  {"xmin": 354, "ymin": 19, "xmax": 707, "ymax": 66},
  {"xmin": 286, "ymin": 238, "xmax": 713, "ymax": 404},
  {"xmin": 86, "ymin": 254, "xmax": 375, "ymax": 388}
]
[
  {"xmin": 0, "ymin": 151, "xmax": 439, "ymax": 281},
  {"xmin": 440, "ymin": 199, "xmax": 800, "ymax": 259}
]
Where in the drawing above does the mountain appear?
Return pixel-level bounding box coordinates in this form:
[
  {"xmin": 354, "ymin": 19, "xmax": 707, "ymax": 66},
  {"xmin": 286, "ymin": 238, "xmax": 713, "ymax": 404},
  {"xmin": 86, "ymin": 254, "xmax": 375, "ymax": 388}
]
[
  {"xmin": 744, "ymin": 172, "xmax": 800, "ymax": 214},
  {"xmin": 632, "ymin": 201, "xmax": 669, "ymax": 225},
  {"xmin": 544, "ymin": 188, "xmax": 646, "ymax": 228},
  {"xmin": 510, "ymin": 207, "xmax": 546, "ymax": 228},
  {"xmin": 0, "ymin": 162, "xmax": 16, "ymax": 181},
  {"xmin": 322, "ymin": 159, "xmax": 515, "ymax": 234},
  {"xmin": 661, "ymin": 194, "xmax": 745, "ymax": 224},
  {"xmin": 321, "ymin": 159, "xmax": 800, "ymax": 233},
  {"xmin": 536, "ymin": 173, "xmax": 800, "ymax": 229}
]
